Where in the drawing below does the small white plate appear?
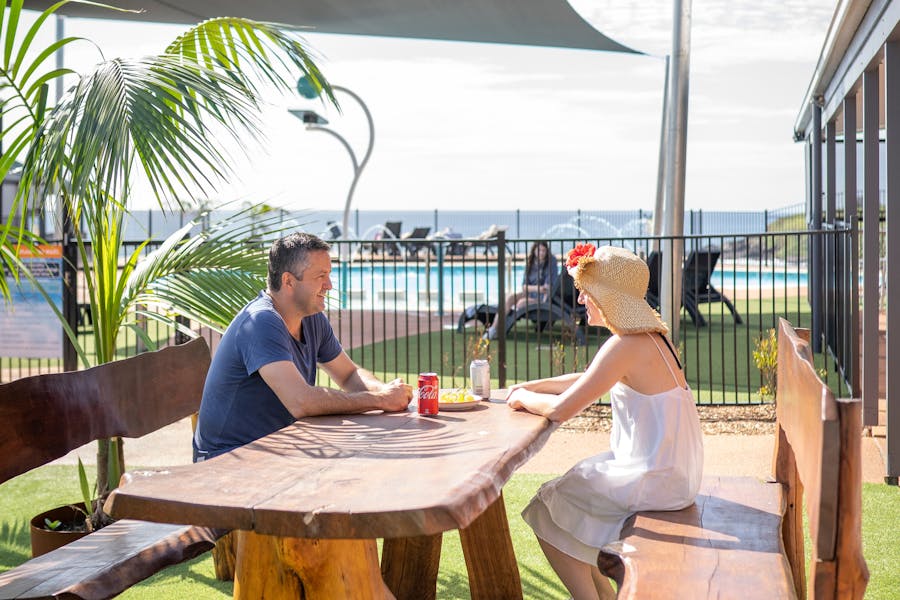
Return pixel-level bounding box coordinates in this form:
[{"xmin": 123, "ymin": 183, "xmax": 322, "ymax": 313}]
[{"xmin": 438, "ymin": 400, "xmax": 481, "ymax": 411}]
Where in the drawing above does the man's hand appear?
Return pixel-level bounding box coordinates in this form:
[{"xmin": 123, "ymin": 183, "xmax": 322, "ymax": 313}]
[{"xmin": 378, "ymin": 378, "xmax": 413, "ymax": 412}]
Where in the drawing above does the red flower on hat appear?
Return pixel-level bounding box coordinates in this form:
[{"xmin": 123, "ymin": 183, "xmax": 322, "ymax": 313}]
[{"xmin": 566, "ymin": 243, "xmax": 596, "ymax": 269}]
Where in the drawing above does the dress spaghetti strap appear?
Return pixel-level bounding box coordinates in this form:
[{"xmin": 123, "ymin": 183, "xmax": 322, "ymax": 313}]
[{"xmin": 647, "ymin": 333, "xmax": 683, "ymax": 389}]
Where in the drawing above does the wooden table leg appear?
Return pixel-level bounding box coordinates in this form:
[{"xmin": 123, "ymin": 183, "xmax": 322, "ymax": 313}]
[
  {"xmin": 234, "ymin": 530, "xmax": 390, "ymax": 599},
  {"xmin": 381, "ymin": 533, "xmax": 443, "ymax": 600},
  {"xmin": 459, "ymin": 491, "xmax": 523, "ymax": 600}
]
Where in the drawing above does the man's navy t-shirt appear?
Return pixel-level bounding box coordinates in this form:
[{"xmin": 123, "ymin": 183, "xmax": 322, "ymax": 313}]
[{"xmin": 193, "ymin": 291, "xmax": 342, "ymax": 460}]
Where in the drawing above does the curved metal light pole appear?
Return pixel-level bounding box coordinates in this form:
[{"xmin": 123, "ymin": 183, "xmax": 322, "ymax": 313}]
[{"xmin": 290, "ymin": 78, "xmax": 375, "ymax": 243}]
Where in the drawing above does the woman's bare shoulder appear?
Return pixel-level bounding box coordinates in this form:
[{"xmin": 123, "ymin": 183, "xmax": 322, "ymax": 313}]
[{"xmin": 606, "ymin": 333, "xmax": 651, "ymax": 348}]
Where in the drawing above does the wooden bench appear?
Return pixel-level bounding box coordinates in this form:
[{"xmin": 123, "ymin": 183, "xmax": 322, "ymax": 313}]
[
  {"xmin": 598, "ymin": 318, "xmax": 869, "ymax": 599},
  {"xmin": 0, "ymin": 338, "xmax": 222, "ymax": 599}
]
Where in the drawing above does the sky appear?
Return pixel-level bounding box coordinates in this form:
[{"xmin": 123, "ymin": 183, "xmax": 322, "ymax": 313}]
[{"xmin": 48, "ymin": 0, "xmax": 835, "ymax": 214}]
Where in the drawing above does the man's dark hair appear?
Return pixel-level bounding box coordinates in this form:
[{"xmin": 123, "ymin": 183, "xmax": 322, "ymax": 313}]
[{"xmin": 268, "ymin": 233, "xmax": 331, "ymax": 291}]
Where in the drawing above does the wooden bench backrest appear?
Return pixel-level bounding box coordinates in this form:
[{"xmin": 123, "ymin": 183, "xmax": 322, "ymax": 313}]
[
  {"xmin": 774, "ymin": 318, "xmax": 867, "ymax": 599},
  {"xmin": 0, "ymin": 338, "xmax": 211, "ymax": 485}
]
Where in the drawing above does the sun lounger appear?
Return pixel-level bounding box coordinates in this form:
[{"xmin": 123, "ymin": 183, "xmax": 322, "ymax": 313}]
[
  {"xmin": 644, "ymin": 249, "xmax": 742, "ymax": 327},
  {"xmin": 401, "ymin": 226, "xmax": 431, "ymax": 258}
]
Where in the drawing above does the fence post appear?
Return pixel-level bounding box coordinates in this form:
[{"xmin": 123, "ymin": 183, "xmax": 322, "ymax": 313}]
[
  {"xmin": 436, "ymin": 243, "xmax": 444, "ymax": 319},
  {"xmin": 174, "ymin": 315, "xmax": 191, "ymax": 345},
  {"xmin": 62, "ymin": 213, "xmax": 79, "ymax": 372},
  {"xmin": 496, "ymin": 230, "xmax": 506, "ymax": 388}
]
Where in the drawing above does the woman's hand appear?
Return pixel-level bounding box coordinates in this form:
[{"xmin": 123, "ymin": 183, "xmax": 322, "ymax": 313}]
[
  {"xmin": 506, "ymin": 388, "xmax": 558, "ymax": 420},
  {"xmin": 506, "ymin": 392, "xmax": 525, "ymax": 411}
]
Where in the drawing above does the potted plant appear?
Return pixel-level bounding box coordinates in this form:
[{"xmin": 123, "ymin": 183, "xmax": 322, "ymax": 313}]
[
  {"xmin": 1, "ymin": 0, "xmax": 335, "ymax": 536},
  {"xmin": 29, "ymin": 458, "xmax": 114, "ymax": 557}
]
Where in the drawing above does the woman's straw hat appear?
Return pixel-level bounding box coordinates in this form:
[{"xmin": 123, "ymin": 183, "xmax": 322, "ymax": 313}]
[{"xmin": 567, "ymin": 244, "xmax": 668, "ymax": 335}]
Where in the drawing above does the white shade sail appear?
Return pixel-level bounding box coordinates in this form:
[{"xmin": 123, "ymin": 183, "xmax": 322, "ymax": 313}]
[{"xmin": 24, "ymin": 0, "xmax": 641, "ymax": 54}]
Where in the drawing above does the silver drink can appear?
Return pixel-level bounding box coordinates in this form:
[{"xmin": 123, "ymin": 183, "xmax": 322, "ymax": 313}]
[{"xmin": 470, "ymin": 359, "xmax": 491, "ymax": 399}]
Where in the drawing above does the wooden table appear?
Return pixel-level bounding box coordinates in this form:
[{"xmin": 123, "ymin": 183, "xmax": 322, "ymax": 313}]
[{"xmin": 105, "ymin": 397, "xmax": 555, "ymax": 599}]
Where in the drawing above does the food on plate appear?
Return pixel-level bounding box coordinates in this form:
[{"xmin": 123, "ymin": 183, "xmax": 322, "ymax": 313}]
[{"xmin": 439, "ymin": 388, "xmax": 476, "ymax": 403}]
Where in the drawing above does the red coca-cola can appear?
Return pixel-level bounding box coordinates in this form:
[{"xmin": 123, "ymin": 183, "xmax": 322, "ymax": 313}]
[{"xmin": 417, "ymin": 372, "xmax": 439, "ymax": 415}]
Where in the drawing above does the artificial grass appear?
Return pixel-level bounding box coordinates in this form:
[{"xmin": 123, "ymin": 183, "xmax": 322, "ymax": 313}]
[
  {"xmin": 1, "ymin": 467, "xmax": 897, "ymax": 599},
  {"xmin": 345, "ymin": 292, "xmax": 850, "ymax": 405}
]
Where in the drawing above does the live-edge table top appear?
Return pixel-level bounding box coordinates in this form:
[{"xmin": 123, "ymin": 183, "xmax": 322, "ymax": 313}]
[{"xmin": 105, "ymin": 399, "xmax": 555, "ymax": 540}]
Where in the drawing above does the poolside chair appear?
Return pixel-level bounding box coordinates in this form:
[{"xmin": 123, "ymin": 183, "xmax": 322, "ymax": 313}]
[
  {"xmin": 682, "ymin": 249, "xmax": 743, "ymax": 327},
  {"xmin": 467, "ymin": 224, "xmax": 509, "ymax": 256},
  {"xmin": 547, "ymin": 266, "xmax": 590, "ymax": 344},
  {"xmin": 455, "ymin": 265, "xmax": 563, "ymax": 336},
  {"xmin": 445, "ymin": 233, "xmax": 467, "ymax": 256},
  {"xmin": 324, "ymin": 221, "xmax": 342, "ymax": 240},
  {"xmin": 373, "ymin": 220, "xmax": 402, "ymax": 256},
  {"xmin": 456, "ymin": 303, "xmax": 498, "ymax": 333},
  {"xmin": 503, "ymin": 264, "xmax": 591, "ymax": 339},
  {"xmin": 456, "ymin": 264, "xmax": 592, "ymax": 343},
  {"xmin": 401, "ymin": 226, "xmax": 431, "ymax": 259},
  {"xmin": 431, "ymin": 227, "xmax": 467, "ymax": 256}
]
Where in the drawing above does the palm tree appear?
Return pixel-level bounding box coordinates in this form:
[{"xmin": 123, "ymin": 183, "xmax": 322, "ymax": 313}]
[{"xmin": 2, "ymin": 1, "xmax": 336, "ymax": 499}]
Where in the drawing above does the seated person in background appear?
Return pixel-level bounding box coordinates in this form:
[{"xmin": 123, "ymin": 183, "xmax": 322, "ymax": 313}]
[
  {"xmin": 505, "ymin": 244, "xmax": 703, "ymax": 600},
  {"xmin": 193, "ymin": 232, "xmax": 413, "ymax": 461},
  {"xmin": 485, "ymin": 240, "xmax": 558, "ymax": 339}
]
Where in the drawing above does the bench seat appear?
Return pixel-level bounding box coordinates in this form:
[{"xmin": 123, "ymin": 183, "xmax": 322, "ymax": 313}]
[
  {"xmin": 598, "ymin": 320, "xmax": 868, "ymax": 599},
  {"xmin": 0, "ymin": 520, "xmax": 221, "ymax": 599},
  {"xmin": 0, "ymin": 339, "xmax": 221, "ymax": 599},
  {"xmin": 599, "ymin": 476, "xmax": 795, "ymax": 599}
]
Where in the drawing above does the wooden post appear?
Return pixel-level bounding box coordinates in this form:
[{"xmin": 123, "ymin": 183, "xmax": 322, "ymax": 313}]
[
  {"xmin": 234, "ymin": 531, "xmax": 389, "ymax": 600},
  {"xmin": 381, "ymin": 533, "xmax": 443, "ymax": 600},
  {"xmin": 459, "ymin": 492, "xmax": 523, "ymax": 599}
]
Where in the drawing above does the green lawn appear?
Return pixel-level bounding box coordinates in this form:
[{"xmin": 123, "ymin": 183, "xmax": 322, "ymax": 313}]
[
  {"xmin": 1, "ymin": 466, "xmax": 896, "ymax": 599},
  {"xmin": 345, "ymin": 292, "xmax": 851, "ymax": 405}
]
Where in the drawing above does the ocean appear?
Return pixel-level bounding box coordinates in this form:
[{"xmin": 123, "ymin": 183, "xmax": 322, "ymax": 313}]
[{"xmin": 114, "ymin": 205, "xmax": 805, "ymax": 243}]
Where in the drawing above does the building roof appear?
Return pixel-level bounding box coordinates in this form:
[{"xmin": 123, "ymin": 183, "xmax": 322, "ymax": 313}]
[{"xmin": 794, "ymin": 0, "xmax": 900, "ymax": 138}]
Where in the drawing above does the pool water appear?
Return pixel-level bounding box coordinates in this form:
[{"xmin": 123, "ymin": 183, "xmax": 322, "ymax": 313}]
[{"xmin": 329, "ymin": 262, "xmax": 808, "ymax": 310}]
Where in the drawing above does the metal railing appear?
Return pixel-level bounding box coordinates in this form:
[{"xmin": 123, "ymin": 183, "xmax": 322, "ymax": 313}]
[{"xmin": 1, "ymin": 228, "xmax": 856, "ymax": 405}]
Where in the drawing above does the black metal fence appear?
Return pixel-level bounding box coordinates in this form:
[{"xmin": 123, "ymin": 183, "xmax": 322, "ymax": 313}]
[{"xmin": 1, "ymin": 227, "xmax": 856, "ymax": 405}]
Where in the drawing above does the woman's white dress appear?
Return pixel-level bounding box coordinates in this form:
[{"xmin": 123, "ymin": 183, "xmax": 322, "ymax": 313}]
[{"xmin": 522, "ymin": 375, "xmax": 704, "ymax": 564}]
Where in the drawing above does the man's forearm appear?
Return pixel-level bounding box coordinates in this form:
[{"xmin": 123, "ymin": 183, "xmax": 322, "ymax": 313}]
[
  {"xmin": 340, "ymin": 366, "xmax": 384, "ymax": 393},
  {"xmin": 290, "ymin": 385, "xmax": 385, "ymax": 418}
]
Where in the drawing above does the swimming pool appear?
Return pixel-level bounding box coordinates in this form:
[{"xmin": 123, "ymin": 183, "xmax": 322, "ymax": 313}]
[{"xmin": 329, "ymin": 262, "xmax": 809, "ymax": 310}]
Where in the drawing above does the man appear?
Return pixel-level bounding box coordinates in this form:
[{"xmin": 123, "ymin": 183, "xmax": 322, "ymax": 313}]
[{"xmin": 193, "ymin": 232, "xmax": 412, "ymax": 461}]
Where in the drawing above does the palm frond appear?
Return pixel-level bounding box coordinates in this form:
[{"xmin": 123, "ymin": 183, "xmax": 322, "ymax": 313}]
[
  {"xmin": 123, "ymin": 210, "xmax": 305, "ymax": 332},
  {"xmin": 0, "ymin": 1, "xmax": 83, "ymax": 298},
  {"xmin": 24, "ymin": 55, "xmax": 262, "ymax": 211},
  {"xmin": 165, "ymin": 17, "xmax": 335, "ymax": 108}
]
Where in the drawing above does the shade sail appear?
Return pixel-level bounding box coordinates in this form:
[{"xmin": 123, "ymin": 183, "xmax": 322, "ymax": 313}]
[{"xmin": 23, "ymin": 0, "xmax": 641, "ymax": 54}]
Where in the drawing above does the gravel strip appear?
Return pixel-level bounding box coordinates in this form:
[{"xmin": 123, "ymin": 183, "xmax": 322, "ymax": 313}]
[{"xmin": 560, "ymin": 403, "xmax": 776, "ymax": 435}]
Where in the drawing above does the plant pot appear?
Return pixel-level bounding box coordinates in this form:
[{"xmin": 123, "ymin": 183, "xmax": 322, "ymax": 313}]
[{"xmin": 29, "ymin": 504, "xmax": 90, "ymax": 557}]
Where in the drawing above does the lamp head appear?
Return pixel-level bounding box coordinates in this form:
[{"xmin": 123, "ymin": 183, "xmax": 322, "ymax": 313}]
[
  {"xmin": 288, "ymin": 109, "xmax": 329, "ymax": 126},
  {"xmin": 297, "ymin": 75, "xmax": 323, "ymax": 100}
]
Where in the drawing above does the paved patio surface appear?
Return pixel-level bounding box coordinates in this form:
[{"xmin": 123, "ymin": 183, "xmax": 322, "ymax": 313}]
[{"xmin": 55, "ymin": 415, "xmax": 889, "ymax": 484}]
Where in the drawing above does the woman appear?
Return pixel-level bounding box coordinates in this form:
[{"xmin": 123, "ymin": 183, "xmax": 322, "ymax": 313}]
[
  {"xmin": 506, "ymin": 244, "xmax": 703, "ymax": 600},
  {"xmin": 485, "ymin": 240, "xmax": 558, "ymax": 340}
]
